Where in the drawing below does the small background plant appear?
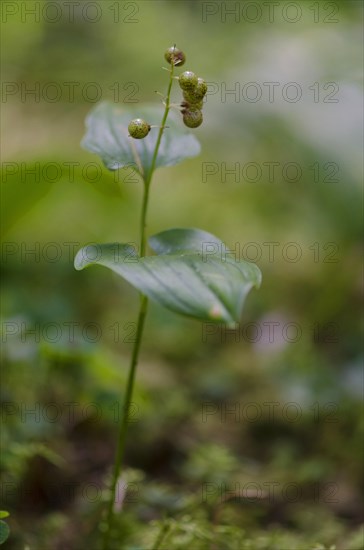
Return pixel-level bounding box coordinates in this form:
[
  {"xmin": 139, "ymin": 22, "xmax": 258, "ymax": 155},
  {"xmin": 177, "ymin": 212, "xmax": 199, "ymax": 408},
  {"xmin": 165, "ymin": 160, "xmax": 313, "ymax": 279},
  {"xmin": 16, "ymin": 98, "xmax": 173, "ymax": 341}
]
[{"xmin": 0, "ymin": 512, "xmax": 10, "ymax": 546}]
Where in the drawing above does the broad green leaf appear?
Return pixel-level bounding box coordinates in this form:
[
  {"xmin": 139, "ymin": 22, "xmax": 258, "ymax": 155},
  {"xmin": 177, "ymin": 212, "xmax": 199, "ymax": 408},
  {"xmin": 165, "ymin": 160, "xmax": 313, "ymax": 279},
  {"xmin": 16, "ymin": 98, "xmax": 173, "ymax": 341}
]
[
  {"xmin": 81, "ymin": 102, "xmax": 201, "ymax": 179},
  {"xmin": 0, "ymin": 513, "xmax": 9, "ymax": 520},
  {"xmin": 149, "ymin": 227, "xmax": 228, "ymax": 256},
  {"xmin": 74, "ymin": 232, "xmax": 261, "ymax": 326},
  {"xmin": 149, "ymin": 228, "xmax": 261, "ymax": 290},
  {"xmin": 0, "ymin": 520, "xmax": 9, "ymax": 545}
]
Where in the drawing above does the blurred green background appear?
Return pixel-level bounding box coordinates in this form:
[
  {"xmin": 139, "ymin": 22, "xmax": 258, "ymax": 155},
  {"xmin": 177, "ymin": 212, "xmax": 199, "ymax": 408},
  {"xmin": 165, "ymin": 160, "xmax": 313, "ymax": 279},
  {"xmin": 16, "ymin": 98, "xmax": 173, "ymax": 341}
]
[{"xmin": 1, "ymin": 1, "xmax": 363, "ymax": 548}]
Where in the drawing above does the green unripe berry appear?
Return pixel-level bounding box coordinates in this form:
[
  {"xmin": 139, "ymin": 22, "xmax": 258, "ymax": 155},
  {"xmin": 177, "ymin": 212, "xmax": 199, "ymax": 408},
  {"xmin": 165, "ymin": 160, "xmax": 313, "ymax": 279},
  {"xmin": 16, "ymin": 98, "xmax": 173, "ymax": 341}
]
[
  {"xmin": 164, "ymin": 46, "xmax": 186, "ymax": 66},
  {"xmin": 178, "ymin": 71, "xmax": 198, "ymax": 92},
  {"xmin": 192, "ymin": 77, "xmax": 208, "ymax": 100},
  {"xmin": 182, "ymin": 92, "xmax": 203, "ymax": 109},
  {"xmin": 128, "ymin": 118, "xmax": 151, "ymax": 139},
  {"xmin": 183, "ymin": 109, "xmax": 203, "ymax": 129}
]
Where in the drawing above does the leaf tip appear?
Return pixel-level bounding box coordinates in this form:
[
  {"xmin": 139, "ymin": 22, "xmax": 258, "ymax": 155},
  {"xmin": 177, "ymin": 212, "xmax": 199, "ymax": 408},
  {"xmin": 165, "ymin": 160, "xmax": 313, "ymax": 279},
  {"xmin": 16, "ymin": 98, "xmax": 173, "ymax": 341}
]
[
  {"xmin": 74, "ymin": 248, "xmax": 85, "ymax": 271},
  {"xmin": 208, "ymin": 304, "xmax": 224, "ymax": 321},
  {"xmin": 74, "ymin": 245, "xmax": 99, "ymax": 271}
]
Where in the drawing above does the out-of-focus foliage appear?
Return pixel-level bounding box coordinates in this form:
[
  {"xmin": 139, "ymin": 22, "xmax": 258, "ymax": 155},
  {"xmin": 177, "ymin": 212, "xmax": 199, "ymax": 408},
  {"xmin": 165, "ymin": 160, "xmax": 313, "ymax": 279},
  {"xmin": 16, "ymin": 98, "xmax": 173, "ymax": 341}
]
[{"xmin": 1, "ymin": 1, "xmax": 363, "ymax": 549}]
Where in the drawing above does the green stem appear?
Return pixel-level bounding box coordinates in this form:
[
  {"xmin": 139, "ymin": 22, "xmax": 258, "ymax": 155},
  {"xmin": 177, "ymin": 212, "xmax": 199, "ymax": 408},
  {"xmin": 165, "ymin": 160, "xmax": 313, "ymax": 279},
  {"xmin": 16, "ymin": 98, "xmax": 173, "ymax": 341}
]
[
  {"xmin": 140, "ymin": 61, "xmax": 175, "ymax": 257},
  {"xmin": 146, "ymin": 62, "xmax": 175, "ymax": 186},
  {"xmin": 102, "ymin": 61, "xmax": 176, "ymax": 550},
  {"xmin": 139, "ymin": 179, "xmax": 150, "ymax": 258}
]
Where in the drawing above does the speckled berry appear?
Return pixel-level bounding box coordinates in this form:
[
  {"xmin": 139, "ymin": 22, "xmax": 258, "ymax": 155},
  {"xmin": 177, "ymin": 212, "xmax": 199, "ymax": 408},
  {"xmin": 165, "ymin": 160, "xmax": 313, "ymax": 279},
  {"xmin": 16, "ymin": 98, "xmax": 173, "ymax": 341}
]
[
  {"xmin": 128, "ymin": 118, "xmax": 151, "ymax": 139},
  {"xmin": 164, "ymin": 46, "xmax": 186, "ymax": 67},
  {"xmin": 191, "ymin": 77, "xmax": 208, "ymax": 101},
  {"xmin": 178, "ymin": 71, "xmax": 198, "ymax": 92},
  {"xmin": 183, "ymin": 109, "xmax": 203, "ymax": 128}
]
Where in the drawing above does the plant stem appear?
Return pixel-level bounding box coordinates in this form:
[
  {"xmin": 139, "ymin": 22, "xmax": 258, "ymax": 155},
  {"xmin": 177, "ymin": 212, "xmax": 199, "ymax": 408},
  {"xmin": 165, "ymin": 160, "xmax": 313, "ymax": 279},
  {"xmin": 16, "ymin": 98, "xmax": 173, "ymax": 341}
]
[
  {"xmin": 140, "ymin": 61, "xmax": 175, "ymax": 257},
  {"xmin": 139, "ymin": 179, "xmax": 150, "ymax": 258},
  {"xmin": 102, "ymin": 61, "xmax": 176, "ymax": 550},
  {"xmin": 146, "ymin": 62, "xmax": 175, "ymax": 185}
]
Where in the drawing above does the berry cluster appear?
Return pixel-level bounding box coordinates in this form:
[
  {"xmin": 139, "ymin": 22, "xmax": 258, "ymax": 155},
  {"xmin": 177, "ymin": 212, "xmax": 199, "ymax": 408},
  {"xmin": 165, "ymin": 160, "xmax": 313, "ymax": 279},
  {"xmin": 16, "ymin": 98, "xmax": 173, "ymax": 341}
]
[
  {"xmin": 128, "ymin": 46, "xmax": 207, "ymax": 140},
  {"xmin": 178, "ymin": 71, "xmax": 207, "ymax": 129}
]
